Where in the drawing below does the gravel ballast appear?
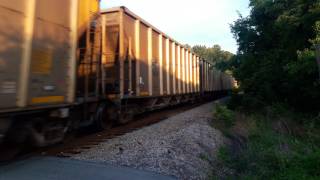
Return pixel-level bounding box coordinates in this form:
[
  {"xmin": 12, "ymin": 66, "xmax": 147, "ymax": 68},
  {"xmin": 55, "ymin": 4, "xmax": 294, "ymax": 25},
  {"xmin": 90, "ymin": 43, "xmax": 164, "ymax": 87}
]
[{"xmin": 72, "ymin": 102, "xmax": 224, "ymax": 180}]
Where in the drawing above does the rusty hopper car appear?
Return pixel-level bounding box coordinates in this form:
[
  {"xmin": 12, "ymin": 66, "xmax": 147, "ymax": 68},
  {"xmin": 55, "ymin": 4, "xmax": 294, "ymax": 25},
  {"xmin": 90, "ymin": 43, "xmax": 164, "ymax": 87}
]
[
  {"xmin": 199, "ymin": 60, "xmax": 235, "ymax": 99},
  {"xmin": 0, "ymin": 3, "xmax": 234, "ymax": 147},
  {"xmin": 0, "ymin": 0, "xmax": 100, "ymax": 146},
  {"xmin": 100, "ymin": 7, "xmax": 235, "ymax": 123}
]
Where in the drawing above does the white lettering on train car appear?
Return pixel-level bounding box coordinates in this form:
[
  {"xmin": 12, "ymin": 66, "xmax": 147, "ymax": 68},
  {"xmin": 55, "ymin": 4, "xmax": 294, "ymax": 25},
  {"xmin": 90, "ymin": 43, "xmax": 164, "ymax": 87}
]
[{"xmin": 1, "ymin": 81, "xmax": 16, "ymax": 94}]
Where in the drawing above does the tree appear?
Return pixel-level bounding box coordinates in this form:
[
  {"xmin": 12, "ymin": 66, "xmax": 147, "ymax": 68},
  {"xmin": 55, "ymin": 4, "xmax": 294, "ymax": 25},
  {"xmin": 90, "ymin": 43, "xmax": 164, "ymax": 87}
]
[
  {"xmin": 184, "ymin": 44, "xmax": 192, "ymax": 50},
  {"xmin": 192, "ymin": 44, "xmax": 234, "ymax": 72},
  {"xmin": 312, "ymin": 21, "xmax": 320, "ymax": 79},
  {"xmin": 231, "ymin": 0, "xmax": 320, "ymax": 111},
  {"xmin": 316, "ymin": 43, "xmax": 320, "ymax": 79}
]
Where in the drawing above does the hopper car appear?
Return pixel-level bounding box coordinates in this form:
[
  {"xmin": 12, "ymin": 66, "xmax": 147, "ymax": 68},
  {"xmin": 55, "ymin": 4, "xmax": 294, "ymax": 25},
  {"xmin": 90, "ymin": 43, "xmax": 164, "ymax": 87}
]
[{"xmin": 0, "ymin": 3, "xmax": 235, "ymax": 147}]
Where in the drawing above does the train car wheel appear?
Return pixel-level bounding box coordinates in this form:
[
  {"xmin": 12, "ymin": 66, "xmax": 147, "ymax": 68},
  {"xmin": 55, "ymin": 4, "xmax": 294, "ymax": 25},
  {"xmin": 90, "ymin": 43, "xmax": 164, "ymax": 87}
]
[
  {"xmin": 118, "ymin": 110, "xmax": 134, "ymax": 124},
  {"xmin": 94, "ymin": 104, "xmax": 114, "ymax": 130},
  {"xmin": 28, "ymin": 118, "xmax": 70, "ymax": 147}
]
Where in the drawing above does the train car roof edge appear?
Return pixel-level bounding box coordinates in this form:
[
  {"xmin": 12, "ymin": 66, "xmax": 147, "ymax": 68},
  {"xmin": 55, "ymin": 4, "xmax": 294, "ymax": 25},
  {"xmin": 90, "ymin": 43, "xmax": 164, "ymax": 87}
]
[
  {"xmin": 101, "ymin": 6, "xmax": 216, "ymax": 66},
  {"xmin": 101, "ymin": 7, "xmax": 199, "ymax": 54}
]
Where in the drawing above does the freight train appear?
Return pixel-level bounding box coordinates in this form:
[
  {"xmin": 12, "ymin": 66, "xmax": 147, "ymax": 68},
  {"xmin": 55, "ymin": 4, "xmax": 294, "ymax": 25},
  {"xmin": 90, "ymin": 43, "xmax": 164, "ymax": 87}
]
[{"xmin": 0, "ymin": 1, "xmax": 235, "ymax": 147}]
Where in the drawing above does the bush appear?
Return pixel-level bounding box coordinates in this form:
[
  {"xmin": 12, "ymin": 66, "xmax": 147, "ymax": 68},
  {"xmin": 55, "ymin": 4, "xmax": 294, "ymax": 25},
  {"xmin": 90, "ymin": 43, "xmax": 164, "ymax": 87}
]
[
  {"xmin": 230, "ymin": 1, "xmax": 320, "ymax": 113},
  {"xmin": 215, "ymin": 106, "xmax": 320, "ymax": 179},
  {"xmin": 284, "ymin": 49, "xmax": 320, "ymax": 112},
  {"xmin": 213, "ymin": 105, "xmax": 235, "ymax": 128},
  {"xmin": 227, "ymin": 91, "xmax": 266, "ymax": 113}
]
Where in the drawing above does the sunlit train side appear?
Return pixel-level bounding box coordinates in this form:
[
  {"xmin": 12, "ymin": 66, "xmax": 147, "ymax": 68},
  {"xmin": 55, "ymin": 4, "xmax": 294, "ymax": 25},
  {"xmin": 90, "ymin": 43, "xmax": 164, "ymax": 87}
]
[
  {"xmin": 100, "ymin": 7, "xmax": 235, "ymax": 123},
  {"xmin": 0, "ymin": 4, "xmax": 235, "ymax": 147},
  {"xmin": 0, "ymin": 0, "xmax": 100, "ymax": 146}
]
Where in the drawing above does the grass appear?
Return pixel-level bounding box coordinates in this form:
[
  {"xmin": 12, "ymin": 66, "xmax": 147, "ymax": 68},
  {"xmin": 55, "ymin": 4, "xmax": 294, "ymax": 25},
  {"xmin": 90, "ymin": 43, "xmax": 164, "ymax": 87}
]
[
  {"xmin": 212, "ymin": 104, "xmax": 236, "ymax": 130},
  {"xmin": 199, "ymin": 153, "xmax": 211, "ymax": 162},
  {"xmin": 212, "ymin": 103, "xmax": 320, "ymax": 179}
]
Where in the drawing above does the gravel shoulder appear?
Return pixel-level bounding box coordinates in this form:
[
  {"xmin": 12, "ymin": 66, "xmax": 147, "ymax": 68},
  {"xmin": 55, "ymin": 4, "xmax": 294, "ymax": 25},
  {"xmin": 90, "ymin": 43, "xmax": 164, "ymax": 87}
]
[{"xmin": 71, "ymin": 101, "xmax": 225, "ymax": 180}]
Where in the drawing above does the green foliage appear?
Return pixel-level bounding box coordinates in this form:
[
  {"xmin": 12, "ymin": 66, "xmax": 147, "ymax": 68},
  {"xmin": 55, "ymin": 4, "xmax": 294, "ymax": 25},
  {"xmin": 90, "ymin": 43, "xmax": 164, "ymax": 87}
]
[
  {"xmin": 213, "ymin": 104, "xmax": 235, "ymax": 128},
  {"xmin": 216, "ymin": 106, "xmax": 320, "ymax": 179},
  {"xmin": 217, "ymin": 146, "xmax": 232, "ymax": 166},
  {"xmin": 199, "ymin": 153, "xmax": 210, "ymax": 162},
  {"xmin": 230, "ymin": 0, "xmax": 320, "ymax": 112},
  {"xmin": 311, "ymin": 21, "xmax": 320, "ymax": 45},
  {"xmin": 192, "ymin": 45, "xmax": 234, "ymax": 72},
  {"xmin": 285, "ymin": 49, "xmax": 320, "ymax": 111},
  {"xmin": 227, "ymin": 90, "xmax": 267, "ymax": 112},
  {"xmin": 184, "ymin": 44, "xmax": 192, "ymax": 50}
]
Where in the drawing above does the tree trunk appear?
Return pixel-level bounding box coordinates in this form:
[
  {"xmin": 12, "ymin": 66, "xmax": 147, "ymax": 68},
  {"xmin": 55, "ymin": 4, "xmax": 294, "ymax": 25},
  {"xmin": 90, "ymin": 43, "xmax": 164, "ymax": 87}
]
[{"xmin": 316, "ymin": 44, "xmax": 320, "ymax": 80}]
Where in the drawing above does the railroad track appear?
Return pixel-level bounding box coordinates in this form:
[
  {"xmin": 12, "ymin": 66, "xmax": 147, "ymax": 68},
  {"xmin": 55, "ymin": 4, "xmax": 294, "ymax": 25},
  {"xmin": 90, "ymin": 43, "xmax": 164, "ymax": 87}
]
[
  {"xmin": 41, "ymin": 102, "xmax": 202, "ymax": 157},
  {"xmin": 0, "ymin": 102, "xmax": 203, "ymax": 164}
]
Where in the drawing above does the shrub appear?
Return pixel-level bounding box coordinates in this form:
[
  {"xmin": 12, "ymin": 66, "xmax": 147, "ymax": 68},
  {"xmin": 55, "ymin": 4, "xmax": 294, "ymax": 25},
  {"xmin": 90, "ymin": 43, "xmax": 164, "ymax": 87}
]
[
  {"xmin": 215, "ymin": 108, "xmax": 320, "ymax": 179},
  {"xmin": 213, "ymin": 105, "xmax": 235, "ymax": 128}
]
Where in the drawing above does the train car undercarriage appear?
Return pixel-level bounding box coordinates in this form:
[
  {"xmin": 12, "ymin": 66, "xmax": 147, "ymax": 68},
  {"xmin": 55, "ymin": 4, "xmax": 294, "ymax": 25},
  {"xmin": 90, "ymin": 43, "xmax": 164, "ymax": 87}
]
[{"xmin": 0, "ymin": 90, "xmax": 229, "ymax": 147}]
